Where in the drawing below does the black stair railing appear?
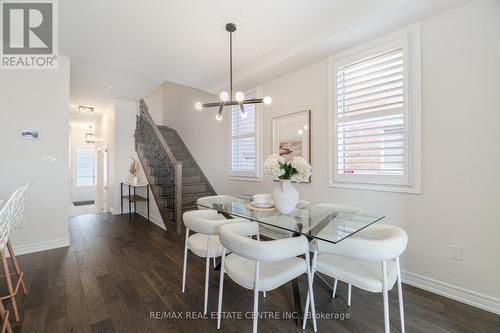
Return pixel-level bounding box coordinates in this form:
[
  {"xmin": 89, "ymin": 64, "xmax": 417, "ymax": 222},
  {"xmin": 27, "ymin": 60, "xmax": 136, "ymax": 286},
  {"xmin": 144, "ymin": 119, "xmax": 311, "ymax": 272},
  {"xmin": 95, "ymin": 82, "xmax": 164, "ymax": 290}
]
[{"xmin": 135, "ymin": 99, "xmax": 183, "ymax": 234}]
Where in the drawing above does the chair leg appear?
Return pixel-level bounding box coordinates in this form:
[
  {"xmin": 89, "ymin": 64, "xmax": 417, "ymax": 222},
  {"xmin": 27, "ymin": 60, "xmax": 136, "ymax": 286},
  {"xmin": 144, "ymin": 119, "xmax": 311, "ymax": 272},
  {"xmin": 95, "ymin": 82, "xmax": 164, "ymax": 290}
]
[
  {"xmin": 0, "ymin": 300, "xmax": 12, "ymax": 333},
  {"xmin": 348, "ymin": 283, "xmax": 352, "ymax": 306},
  {"xmin": 252, "ymin": 261, "xmax": 260, "ymax": 333},
  {"xmin": 6, "ymin": 240, "xmax": 26, "ymax": 295},
  {"xmin": 305, "ymin": 252, "xmax": 317, "ymax": 332},
  {"xmin": 332, "ymin": 278, "xmax": 338, "ymax": 298},
  {"xmin": 262, "ymin": 291, "xmax": 266, "ymax": 298},
  {"xmin": 204, "ymin": 235, "xmax": 211, "ymax": 315},
  {"xmin": 303, "ymin": 250, "xmax": 318, "ymax": 331},
  {"xmin": 217, "ymin": 248, "xmax": 226, "ymax": 330},
  {"xmin": 0, "ymin": 251, "xmax": 18, "ymax": 322},
  {"xmin": 396, "ymin": 257, "xmax": 405, "ymax": 333},
  {"xmin": 182, "ymin": 229, "xmax": 189, "ymax": 293},
  {"xmin": 382, "ymin": 261, "xmax": 390, "ymax": 333},
  {"xmin": 213, "ymin": 257, "xmax": 216, "ymax": 269}
]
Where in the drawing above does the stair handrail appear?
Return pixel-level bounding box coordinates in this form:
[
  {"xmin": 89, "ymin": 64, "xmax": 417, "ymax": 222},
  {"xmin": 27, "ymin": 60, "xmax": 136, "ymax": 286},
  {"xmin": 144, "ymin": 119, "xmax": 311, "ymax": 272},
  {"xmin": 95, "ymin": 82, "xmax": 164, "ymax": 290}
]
[{"xmin": 138, "ymin": 99, "xmax": 183, "ymax": 234}]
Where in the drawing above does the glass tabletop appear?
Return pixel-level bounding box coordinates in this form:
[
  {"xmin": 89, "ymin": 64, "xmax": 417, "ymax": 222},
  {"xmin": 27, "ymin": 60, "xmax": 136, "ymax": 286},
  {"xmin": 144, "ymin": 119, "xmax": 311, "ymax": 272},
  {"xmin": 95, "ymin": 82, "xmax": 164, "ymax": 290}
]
[{"xmin": 197, "ymin": 195, "xmax": 385, "ymax": 244}]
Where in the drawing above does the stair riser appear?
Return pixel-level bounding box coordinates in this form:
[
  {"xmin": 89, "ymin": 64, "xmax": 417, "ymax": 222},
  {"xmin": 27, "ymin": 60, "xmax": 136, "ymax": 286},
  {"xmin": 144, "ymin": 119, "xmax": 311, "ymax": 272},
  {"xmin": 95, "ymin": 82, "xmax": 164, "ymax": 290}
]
[
  {"xmin": 182, "ymin": 184, "xmax": 208, "ymax": 194},
  {"xmin": 183, "ymin": 174, "xmax": 202, "ymax": 183},
  {"xmin": 182, "ymin": 193, "xmax": 215, "ymax": 206},
  {"xmin": 168, "ymin": 145, "xmax": 186, "ymax": 153},
  {"xmin": 173, "ymin": 152, "xmax": 191, "ymax": 160},
  {"xmin": 183, "ymin": 167, "xmax": 198, "ymax": 175}
]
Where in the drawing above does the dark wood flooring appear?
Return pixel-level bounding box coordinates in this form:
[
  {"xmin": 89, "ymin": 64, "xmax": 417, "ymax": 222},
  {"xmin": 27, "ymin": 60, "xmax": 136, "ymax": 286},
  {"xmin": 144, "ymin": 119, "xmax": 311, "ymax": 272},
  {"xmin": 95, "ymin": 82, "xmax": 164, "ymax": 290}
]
[{"xmin": 6, "ymin": 213, "xmax": 500, "ymax": 332}]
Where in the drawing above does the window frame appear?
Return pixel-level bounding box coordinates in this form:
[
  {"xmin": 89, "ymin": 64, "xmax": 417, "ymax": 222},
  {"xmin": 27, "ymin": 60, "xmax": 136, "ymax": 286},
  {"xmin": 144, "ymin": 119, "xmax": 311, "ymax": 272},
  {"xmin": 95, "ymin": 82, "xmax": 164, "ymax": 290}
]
[
  {"xmin": 228, "ymin": 89, "xmax": 262, "ymax": 182},
  {"xmin": 328, "ymin": 24, "xmax": 421, "ymax": 193}
]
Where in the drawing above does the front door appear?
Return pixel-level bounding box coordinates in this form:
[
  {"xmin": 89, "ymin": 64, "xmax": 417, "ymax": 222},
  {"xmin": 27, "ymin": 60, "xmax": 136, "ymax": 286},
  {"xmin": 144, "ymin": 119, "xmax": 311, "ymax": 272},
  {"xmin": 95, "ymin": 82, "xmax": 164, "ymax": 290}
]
[{"xmin": 71, "ymin": 145, "xmax": 96, "ymax": 203}]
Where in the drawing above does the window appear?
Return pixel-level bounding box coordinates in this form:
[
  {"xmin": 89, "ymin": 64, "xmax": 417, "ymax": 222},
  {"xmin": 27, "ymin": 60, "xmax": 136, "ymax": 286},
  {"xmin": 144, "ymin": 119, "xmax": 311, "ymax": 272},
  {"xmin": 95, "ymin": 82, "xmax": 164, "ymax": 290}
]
[
  {"xmin": 230, "ymin": 93, "xmax": 260, "ymax": 180},
  {"xmin": 76, "ymin": 147, "xmax": 95, "ymax": 187},
  {"xmin": 329, "ymin": 25, "xmax": 421, "ymax": 193}
]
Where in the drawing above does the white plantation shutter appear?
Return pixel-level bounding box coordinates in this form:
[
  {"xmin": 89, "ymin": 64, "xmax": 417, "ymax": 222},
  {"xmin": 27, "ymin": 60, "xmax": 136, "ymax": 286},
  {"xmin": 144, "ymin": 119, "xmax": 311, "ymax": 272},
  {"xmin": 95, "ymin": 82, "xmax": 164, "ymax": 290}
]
[
  {"xmin": 231, "ymin": 103, "xmax": 258, "ymax": 177},
  {"xmin": 330, "ymin": 29, "xmax": 421, "ymax": 192},
  {"xmin": 336, "ymin": 48, "xmax": 405, "ymax": 177}
]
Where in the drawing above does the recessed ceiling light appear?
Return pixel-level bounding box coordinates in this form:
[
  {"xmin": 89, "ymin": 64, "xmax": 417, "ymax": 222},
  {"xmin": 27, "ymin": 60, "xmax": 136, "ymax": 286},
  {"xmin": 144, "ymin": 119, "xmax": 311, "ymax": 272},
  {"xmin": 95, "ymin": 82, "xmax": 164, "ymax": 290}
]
[{"xmin": 79, "ymin": 106, "xmax": 94, "ymax": 113}]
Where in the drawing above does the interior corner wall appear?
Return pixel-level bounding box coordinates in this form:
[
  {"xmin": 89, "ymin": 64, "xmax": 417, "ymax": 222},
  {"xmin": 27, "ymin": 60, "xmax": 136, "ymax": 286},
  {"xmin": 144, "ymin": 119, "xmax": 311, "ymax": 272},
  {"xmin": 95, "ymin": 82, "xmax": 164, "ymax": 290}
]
[{"xmin": 0, "ymin": 56, "xmax": 71, "ymax": 254}]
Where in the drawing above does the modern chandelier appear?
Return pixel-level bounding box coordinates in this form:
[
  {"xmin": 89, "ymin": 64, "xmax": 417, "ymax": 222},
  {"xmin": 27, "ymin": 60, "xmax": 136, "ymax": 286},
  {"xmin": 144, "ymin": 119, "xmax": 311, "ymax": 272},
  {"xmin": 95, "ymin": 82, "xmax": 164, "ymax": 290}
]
[
  {"xmin": 85, "ymin": 126, "xmax": 95, "ymax": 143},
  {"xmin": 194, "ymin": 23, "xmax": 272, "ymax": 121}
]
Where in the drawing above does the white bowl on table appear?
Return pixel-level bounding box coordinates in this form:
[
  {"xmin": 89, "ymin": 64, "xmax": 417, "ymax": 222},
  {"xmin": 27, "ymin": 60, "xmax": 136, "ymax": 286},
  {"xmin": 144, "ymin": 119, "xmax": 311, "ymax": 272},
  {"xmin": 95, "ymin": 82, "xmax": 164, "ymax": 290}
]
[{"xmin": 251, "ymin": 194, "xmax": 274, "ymax": 208}]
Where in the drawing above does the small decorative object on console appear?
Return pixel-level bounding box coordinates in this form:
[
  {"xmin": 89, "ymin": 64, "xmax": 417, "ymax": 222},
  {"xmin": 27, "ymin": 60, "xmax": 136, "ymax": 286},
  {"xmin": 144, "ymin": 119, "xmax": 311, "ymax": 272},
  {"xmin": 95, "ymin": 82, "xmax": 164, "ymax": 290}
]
[{"xmin": 129, "ymin": 158, "xmax": 138, "ymax": 185}]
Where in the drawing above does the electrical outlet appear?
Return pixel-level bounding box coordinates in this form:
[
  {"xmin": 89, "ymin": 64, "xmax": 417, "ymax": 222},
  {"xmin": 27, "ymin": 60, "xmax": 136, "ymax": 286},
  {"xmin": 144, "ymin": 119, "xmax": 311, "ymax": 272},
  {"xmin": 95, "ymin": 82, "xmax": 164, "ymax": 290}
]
[{"xmin": 450, "ymin": 245, "xmax": 463, "ymax": 261}]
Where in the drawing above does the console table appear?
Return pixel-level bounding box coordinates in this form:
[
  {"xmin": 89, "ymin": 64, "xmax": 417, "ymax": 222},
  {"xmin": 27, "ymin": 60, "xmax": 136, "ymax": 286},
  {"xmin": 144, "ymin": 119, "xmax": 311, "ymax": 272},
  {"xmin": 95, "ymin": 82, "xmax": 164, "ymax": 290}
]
[{"xmin": 120, "ymin": 183, "xmax": 150, "ymax": 222}]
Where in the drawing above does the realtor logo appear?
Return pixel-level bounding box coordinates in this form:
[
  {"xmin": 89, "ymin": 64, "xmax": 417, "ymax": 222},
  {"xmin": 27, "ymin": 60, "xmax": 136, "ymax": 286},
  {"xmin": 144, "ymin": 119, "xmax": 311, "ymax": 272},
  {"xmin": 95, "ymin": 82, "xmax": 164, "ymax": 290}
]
[{"xmin": 1, "ymin": 0, "xmax": 58, "ymax": 69}]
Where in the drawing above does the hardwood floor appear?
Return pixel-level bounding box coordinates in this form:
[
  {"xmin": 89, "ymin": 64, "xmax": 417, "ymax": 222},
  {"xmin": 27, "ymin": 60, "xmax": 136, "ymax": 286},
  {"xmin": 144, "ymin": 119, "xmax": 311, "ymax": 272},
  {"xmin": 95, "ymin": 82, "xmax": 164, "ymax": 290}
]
[{"xmin": 7, "ymin": 213, "xmax": 500, "ymax": 332}]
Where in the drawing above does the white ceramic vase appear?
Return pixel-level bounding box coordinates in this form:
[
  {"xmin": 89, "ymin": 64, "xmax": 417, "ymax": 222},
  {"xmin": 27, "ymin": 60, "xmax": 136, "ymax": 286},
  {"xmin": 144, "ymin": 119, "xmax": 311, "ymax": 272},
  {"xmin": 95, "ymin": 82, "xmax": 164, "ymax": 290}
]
[
  {"xmin": 128, "ymin": 175, "xmax": 138, "ymax": 185},
  {"xmin": 273, "ymin": 179, "xmax": 299, "ymax": 214}
]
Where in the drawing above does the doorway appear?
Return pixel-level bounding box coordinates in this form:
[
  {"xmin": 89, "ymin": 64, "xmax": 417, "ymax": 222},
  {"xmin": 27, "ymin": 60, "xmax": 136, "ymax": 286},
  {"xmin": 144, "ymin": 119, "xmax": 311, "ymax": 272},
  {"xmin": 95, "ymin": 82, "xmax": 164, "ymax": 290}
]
[
  {"xmin": 69, "ymin": 143, "xmax": 96, "ymax": 216},
  {"xmin": 71, "ymin": 144, "xmax": 96, "ymax": 204}
]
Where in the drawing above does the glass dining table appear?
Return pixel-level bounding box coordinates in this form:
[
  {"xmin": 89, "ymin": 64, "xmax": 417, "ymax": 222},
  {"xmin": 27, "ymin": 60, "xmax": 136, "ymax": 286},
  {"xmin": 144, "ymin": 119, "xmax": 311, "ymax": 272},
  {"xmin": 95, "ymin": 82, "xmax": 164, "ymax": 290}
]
[
  {"xmin": 197, "ymin": 194, "xmax": 385, "ymax": 325},
  {"xmin": 197, "ymin": 195, "xmax": 385, "ymax": 244}
]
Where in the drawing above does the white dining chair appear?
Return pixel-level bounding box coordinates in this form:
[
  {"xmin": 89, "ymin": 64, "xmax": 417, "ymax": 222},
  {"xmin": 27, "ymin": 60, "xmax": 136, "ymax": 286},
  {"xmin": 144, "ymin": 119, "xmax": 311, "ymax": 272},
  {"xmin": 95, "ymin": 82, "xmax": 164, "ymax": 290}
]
[
  {"xmin": 182, "ymin": 209, "xmax": 246, "ymax": 314},
  {"xmin": 303, "ymin": 224, "xmax": 408, "ymax": 333},
  {"xmin": 217, "ymin": 221, "xmax": 317, "ymax": 333},
  {"xmin": 9, "ymin": 183, "xmax": 31, "ymax": 230},
  {"xmin": 0, "ymin": 190, "xmax": 19, "ymax": 331},
  {"xmin": 4, "ymin": 183, "xmax": 30, "ymax": 306},
  {"xmin": 309, "ymin": 202, "xmax": 364, "ymax": 303}
]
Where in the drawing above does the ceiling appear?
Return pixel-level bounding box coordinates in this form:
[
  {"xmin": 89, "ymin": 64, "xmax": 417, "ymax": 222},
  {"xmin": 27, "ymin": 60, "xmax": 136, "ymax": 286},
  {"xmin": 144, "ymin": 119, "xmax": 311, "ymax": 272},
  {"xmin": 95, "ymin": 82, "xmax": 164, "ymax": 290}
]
[
  {"xmin": 63, "ymin": 0, "xmax": 469, "ymax": 107},
  {"xmin": 68, "ymin": 106, "xmax": 101, "ymax": 128}
]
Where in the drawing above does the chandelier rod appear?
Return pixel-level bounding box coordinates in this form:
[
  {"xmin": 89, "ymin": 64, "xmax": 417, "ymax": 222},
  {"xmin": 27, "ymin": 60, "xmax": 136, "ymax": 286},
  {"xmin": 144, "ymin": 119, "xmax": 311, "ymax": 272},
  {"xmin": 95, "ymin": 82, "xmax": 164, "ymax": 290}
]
[
  {"xmin": 228, "ymin": 23, "xmax": 235, "ymax": 101},
  {"xmin": 194, "ymin": 23, "xmax": 271, "ymax": 114}
]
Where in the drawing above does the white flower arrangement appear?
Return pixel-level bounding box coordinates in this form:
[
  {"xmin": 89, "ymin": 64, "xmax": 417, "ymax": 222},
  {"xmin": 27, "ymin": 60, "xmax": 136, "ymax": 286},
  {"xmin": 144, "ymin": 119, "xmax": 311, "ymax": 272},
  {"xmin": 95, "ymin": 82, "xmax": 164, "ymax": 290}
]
[{"xmin": 263, "ymin": 154, "xmax": 311, "ymax": 183}]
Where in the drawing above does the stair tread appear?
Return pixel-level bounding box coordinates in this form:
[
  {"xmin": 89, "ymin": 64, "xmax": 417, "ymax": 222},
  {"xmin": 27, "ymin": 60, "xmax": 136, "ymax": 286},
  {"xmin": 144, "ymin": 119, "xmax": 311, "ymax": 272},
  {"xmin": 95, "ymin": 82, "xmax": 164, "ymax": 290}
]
[
  {"xmin": 182, "ymin": 191, "xmax": 215, "ymax": 198},
  {"xmin": 183, "ymin": 182, "xmax": 208, "ymax": 187}
]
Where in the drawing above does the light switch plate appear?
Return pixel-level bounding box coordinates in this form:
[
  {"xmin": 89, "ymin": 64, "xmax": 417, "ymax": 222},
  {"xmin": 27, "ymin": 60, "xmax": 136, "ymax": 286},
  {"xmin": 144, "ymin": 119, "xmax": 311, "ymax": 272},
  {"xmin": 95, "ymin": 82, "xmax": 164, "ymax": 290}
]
[
  {"xmin": 450, "ymin": 245, "xmax": 463, "ymax": 261},
  {"xmin": 41, "ymin": 154, "xmax": 63, "ymax": 165}
]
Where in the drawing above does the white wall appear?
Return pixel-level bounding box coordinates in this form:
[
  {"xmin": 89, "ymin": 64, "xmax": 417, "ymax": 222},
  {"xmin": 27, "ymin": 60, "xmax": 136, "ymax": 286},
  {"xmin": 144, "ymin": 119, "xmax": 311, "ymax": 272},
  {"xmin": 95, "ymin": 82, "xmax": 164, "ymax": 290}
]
[
  {"xmin": 0, "ymin": 56, "xmax": 71, "ymax": 254},
  {"xmin": 151, "ymin": 0, "xmax": 500, "ymax": 312},
  {"xmin": 143, "ymin": 84, "xmax": 163, "ymax": 125}
]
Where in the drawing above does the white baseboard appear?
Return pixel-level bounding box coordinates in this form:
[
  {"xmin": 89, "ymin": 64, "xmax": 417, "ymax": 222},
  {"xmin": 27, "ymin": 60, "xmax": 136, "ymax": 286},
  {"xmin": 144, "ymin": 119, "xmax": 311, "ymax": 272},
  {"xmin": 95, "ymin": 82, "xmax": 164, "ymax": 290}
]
[
  {"xmin": 402, "ymin": 270, "xmax": 500, "ymax": 315},
  {"xmin": 136, "ymin": 209, "xmax": 166, "ymax": 231},
  {"xmin": 11, "ymin": 238, "xmax": 70, "ymax": 257}
]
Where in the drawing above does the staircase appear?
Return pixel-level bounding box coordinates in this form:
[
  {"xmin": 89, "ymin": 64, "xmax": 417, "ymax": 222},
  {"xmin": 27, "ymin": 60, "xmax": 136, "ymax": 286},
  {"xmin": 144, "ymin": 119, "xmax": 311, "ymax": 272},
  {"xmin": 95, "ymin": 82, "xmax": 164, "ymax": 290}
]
[
  {"xmin": 135, "ymin": 100, "xmax": 216, "ymax": 233},
  {"xmin": 158, "ymin": 126, "xmax": 216, "ymax": 210}
]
